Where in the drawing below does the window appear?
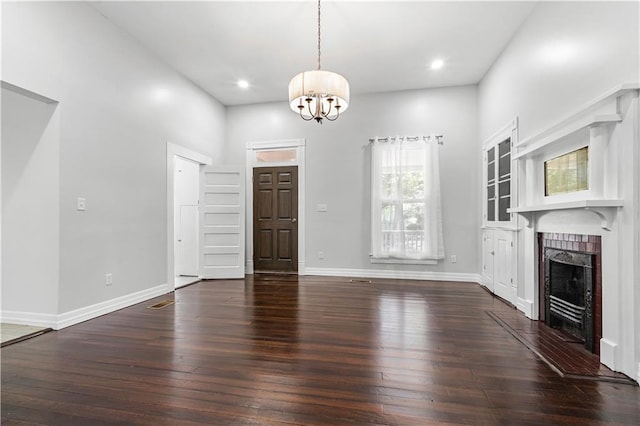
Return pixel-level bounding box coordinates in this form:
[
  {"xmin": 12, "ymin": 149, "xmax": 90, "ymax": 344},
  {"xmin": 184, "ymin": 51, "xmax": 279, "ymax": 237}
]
[
  {"xmin": 371, "ymin": 139, "xmax": 444, "ymax": 261},
  {"xmin": 256, "ymin": 149, "xmax": 297, "ymax": 163}
]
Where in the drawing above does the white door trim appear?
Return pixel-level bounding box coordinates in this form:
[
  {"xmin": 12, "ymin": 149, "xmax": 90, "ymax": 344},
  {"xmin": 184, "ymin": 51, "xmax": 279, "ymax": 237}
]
[
  {"xmin": 166, "ymin": 142, "xmax": 211, "ymax": 291},
  {"xmin": 245, "ymin": 139, "xmax": 306, "ymax": 275}
]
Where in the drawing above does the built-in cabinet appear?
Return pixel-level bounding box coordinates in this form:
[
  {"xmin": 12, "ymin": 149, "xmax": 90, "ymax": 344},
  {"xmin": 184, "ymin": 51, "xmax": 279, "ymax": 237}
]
[{"xmin": 481, "ymin": 118, "xmax": 519, "ymax": 305}]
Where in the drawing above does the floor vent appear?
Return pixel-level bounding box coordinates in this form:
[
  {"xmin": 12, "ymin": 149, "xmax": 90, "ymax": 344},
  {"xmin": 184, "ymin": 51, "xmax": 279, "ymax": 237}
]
[
  {"xmin": 148, "ymin": 300, "xmax": 175, "ymax": 309},
  {"xmin": 349, "ymin": 279, "xmax": 372, "ymax": 283}
]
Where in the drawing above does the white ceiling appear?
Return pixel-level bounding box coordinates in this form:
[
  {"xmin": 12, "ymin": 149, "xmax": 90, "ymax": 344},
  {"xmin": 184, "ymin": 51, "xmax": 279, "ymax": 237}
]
[{"xmin": 91, "ymin": 1, "xmax": 537, "ymax": 106}]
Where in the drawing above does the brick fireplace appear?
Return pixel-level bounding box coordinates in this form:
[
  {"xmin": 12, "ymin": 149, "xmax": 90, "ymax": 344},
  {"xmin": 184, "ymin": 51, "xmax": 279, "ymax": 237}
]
[{"xmin": 538, "ymin": 233, "xmax": 602, "ymax": 355}]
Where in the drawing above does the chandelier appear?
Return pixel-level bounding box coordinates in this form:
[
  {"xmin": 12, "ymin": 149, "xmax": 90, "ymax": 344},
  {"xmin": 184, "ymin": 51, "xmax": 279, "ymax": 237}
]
[{"xmin": 288, "ymin": 0, "xmax": 349, "ymax": 123}]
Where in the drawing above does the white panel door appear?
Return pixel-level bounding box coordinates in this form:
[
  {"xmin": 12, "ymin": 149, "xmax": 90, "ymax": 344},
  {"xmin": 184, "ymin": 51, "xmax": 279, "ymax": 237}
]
[
  {"xmin": 175, "ymin": 156, "xmax": 199, "ymax": 276},
  {"xmin": 199, "ymin": 165, "xmax": 245, "ymax": 279},
  {"xmin": 177, "ymin": 205, "xmax": 198, "ymax": 275}
]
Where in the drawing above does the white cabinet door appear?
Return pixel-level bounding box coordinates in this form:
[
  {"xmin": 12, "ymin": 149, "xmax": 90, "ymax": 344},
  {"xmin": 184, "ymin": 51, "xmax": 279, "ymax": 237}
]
[
  {"xmin": 199, "ymin": 165, "xmax": 245, "ymax": 279},
  {"xmin": 494, "ymin": 232, "xmax": 512, "ymax": 302},
  {"xmin": 482, "ymin": 230, "xmax": 495, "ymax": 292},
  {"xmin": 483, "ymin": 229, "xmax": 517, "ymax": 305}
]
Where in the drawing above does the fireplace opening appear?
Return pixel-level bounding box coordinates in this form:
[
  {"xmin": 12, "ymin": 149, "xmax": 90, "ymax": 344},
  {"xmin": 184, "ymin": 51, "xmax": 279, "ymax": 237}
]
[{"xmin": 544, "ymin": 248, "xmax": 594, "ymax": 351}]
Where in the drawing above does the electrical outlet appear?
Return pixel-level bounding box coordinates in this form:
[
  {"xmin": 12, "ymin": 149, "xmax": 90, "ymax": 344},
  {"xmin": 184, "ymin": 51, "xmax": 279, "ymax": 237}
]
[
  {"xmin": 105, "ymin": 273, "xmax": 113, "ymax": 286},
  {"xmin": 77, "ymin": 197, "xmax": 86, "ymax": 211},
  {"xmin": 450, "ymin": 255, "xmax": 457, "ymax": 264},
  {"xmin": 318, "ymin": 250, "xmax": 325, "ymax": 259}
]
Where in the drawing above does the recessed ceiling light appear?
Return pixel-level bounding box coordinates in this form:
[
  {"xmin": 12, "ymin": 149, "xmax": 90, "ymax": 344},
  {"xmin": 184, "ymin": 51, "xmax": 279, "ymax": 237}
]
[
  {"xmin": 237, "ymin": 80, "xmax": 250, "ymax": 89},
  {"xmin": 431, "ymin": 59, "xmax": 445, "ymax": 70}
]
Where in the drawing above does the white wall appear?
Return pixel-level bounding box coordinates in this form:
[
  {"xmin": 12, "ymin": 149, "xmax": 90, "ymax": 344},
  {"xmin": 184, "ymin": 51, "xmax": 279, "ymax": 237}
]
[
  {"xmin": 479, "ymin": 1, "xmax": 639, "ymax": 142},
  {"xmin": 1, "ymin": 88, "xmax": 60, "ymax": 318},
  {"xmin": 1, "ymin": 2, "xmax": 226, "ymax": 316},
  {"xmin": 478, "ymin": 1, "xmax": 639, "ymax": 381},
  {"xmin": 226, "ymin": 86, "xmax": 479, "ymax": 279}
]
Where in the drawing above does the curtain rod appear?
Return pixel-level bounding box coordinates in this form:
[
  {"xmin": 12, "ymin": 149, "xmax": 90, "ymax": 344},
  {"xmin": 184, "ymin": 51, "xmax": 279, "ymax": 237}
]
[{"xmin": 368, "ymin": 135, "xmax": 444, "ymax": 144}]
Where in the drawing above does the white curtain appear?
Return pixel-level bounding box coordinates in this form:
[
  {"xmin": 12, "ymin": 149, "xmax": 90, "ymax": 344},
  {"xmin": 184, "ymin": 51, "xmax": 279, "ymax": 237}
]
[{"xmin": 371, "ymin": 136, "xmax": 444, "ymax": 260}]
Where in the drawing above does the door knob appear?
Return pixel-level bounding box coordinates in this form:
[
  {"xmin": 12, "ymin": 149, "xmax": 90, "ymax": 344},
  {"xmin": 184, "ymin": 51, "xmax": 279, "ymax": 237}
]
[{"xmin": 292, "ymin": 218, "xmax": 297, "ymax": 223}]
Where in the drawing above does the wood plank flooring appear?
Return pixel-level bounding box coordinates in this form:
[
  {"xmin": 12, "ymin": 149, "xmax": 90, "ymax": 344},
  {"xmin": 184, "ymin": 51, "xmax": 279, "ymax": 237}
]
[{"xmin": 2, "ymin": 275, "xmax": 639, "ymax": 425}]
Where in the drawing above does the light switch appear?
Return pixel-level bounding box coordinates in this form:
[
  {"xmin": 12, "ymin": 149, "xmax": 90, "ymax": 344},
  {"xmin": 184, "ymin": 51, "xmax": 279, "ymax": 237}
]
[
  {"xmin": 77, "ymin": 197, "xmax": 86, "ymax": 211},
  {"xmin": 317, "ymin": 203, "xmax": 328, "ymax": 212}
]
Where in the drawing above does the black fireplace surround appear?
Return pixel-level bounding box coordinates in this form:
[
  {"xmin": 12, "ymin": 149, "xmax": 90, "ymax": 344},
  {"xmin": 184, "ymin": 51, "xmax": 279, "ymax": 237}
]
[{"xmin": 544, "ymin": 248, "xmax": 594, "ymax": 351}]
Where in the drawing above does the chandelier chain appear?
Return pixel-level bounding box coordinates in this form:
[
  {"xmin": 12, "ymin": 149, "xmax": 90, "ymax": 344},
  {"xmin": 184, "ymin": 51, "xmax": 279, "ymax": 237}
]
[{"xmin": 317, "ymin": 0, "xmax": 321, "ymax": 70}]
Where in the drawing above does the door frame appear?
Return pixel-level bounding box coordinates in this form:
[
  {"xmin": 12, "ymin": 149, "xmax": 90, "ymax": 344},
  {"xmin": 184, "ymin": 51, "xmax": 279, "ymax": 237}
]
[
  {"xmin": 166, "ymin": 142, "xmax": 212, "ymax": 291},
  {"xmin": 245, "ymin": 139, "xmax": 306, "ymax": 275}
]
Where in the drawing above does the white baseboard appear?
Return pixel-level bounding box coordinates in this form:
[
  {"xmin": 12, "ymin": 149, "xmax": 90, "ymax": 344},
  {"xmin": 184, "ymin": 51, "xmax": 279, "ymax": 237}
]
[
  {"xmin": 56, "ymin": 283, "xmax": 169, "ymax": 329},
  {"xmin": 303, "ymin": 267, "xmax": 481, "ymax": 283},
  {"xmin": 517, "ymin": 297, "xmax": 534, "ymax": 319},
  {"xmin": 0, "ymin": 310, "xmax": 58, "ymax": 329},
  {"xmin": 1, "ymin": 284, "xmax": 170, "ymax": 330},
  {"xmin": 245, "ymin": 260, "xmax": 254, "ymax": 274},
  {"xmin": 600, "ymin": 338, "xmax": 618, "ymax": 371}
]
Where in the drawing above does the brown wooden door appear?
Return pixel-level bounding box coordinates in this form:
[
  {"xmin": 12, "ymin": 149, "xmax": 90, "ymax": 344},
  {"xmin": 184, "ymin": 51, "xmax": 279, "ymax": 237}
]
[{"xmin": 253, "ymin": 166, "xmax": 298, "ymax": 273}]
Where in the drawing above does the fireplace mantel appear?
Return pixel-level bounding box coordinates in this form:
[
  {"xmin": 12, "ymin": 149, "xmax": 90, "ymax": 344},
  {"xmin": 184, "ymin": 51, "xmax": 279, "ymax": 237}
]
[
  {"xmin": 512, "ymin": 114, "xmax": 622, "ymax": 160},
  {"xmin": 509, "ymin": 199, "xmax": 623, "ymax": 230},
  {"xmin": 509, "ymin": 83, "xmax": 637, "ymax": 231}
]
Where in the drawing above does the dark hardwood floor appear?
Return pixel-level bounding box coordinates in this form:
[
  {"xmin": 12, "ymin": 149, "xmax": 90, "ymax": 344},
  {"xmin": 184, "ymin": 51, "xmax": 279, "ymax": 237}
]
[{"xmin": 2, "ymin": 275, "xmax": 639, "ymax": 425}]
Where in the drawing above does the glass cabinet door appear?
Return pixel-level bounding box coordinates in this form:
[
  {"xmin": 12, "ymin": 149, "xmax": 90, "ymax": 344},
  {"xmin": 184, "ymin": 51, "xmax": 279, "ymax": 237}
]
[
  {"xmin": 486, "ymin": 137, "xmax": 511, "ymax": 224},
  {"xmin": 486, "ymin": 147, "xmax": 496, "ymax": 222},
  {"xmin": 497, "ymin": 138, "xmax": 511, "ymax": 221}
]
